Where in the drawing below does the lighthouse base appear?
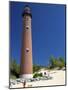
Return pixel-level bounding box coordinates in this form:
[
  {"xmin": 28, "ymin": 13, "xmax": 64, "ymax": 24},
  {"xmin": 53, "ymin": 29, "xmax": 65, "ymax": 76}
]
[{"xmin": 20, "ymin": 74, "xmax": 33, "ymax": 79}]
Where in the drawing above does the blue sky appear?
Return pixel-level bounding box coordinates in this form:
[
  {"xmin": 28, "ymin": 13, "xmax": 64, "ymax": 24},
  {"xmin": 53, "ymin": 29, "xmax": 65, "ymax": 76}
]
[{"xmin": 10, "ymin": 2, "xmax": 66, "ymax": 66}]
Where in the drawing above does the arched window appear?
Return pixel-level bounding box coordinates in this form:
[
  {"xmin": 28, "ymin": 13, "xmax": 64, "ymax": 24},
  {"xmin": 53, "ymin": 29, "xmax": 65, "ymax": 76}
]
[
  {"xmin": 26, "ymin": 26, "xmax": 29, "ymax": 30},
  {"xmin": 26, "ymin": 48, "xmax": 29, "ymax": 52}
]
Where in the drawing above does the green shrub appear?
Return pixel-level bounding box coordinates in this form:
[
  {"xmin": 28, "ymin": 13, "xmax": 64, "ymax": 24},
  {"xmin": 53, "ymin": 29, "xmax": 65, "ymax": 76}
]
[{"xmin": 33, "ymin": 73, "xmax": 42, "ymax": 78}]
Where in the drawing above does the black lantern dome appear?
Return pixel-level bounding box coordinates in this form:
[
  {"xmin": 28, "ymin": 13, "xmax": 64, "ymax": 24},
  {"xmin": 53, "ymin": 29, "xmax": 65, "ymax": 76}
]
[{"xmin": 22, "ymin": 5, "xmax": 32, "ymax": 18}]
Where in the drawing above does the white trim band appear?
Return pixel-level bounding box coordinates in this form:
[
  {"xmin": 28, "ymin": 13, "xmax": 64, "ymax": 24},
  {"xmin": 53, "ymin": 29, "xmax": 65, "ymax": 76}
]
[{"xmin": 20, "ymin": 74, "xmax": 33, "ymax": 79}]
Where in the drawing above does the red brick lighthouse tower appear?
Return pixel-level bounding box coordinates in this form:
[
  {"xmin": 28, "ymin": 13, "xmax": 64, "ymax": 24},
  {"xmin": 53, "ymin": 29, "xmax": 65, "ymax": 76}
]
[{"xmin": 20, "ymin": 5, "xmax": 33, "ymax": 79}]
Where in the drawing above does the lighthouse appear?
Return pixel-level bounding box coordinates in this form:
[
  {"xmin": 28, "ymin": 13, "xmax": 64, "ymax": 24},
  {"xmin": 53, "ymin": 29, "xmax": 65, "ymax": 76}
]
[{"xmin": 20, "ymin": 5, "xmax": 33, "ymax": 79}]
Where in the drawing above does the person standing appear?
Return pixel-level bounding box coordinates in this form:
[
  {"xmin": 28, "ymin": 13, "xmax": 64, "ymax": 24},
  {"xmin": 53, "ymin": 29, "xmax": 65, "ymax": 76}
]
[{"xmin": 23, "ymin": 80, "xmax": 26, "ymax": 88}]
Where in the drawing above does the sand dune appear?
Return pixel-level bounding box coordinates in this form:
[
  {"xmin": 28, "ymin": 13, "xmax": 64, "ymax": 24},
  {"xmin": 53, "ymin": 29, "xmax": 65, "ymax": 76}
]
[{"xmin": 10, "ymin": 70, "xmax": 65, "ymax": 88}]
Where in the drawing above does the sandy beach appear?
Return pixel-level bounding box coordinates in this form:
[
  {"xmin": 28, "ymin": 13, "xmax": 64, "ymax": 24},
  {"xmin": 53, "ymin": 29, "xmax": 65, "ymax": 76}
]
[{"xmin": 10, "ymin": 70, "xmax": 65, "ymax": 88}]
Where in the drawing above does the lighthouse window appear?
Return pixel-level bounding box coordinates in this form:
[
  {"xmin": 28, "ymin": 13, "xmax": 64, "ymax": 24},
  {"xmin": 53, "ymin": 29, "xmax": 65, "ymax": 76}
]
[
  {"xmin": 26, "ymin": 49, "xmax": 29, "ymax": 52},
  {"xmin": 26, "ymin": 27, "xmax": 29, "ymax": 30},
  {"xmin": 26, "ymin": 48, "xmax": 29, "ymax": 52}
]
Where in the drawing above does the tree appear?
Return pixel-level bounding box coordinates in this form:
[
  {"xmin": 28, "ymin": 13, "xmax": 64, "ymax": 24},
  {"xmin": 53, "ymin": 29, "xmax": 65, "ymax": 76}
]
[
  {"xmin": 10, "ymin": 59, "xmax": 20, "ymax": 78},
  {"xmin": 49, "ymin": 56, "xmax": 56, "ymax": 68},
  {"xmin": 59, "ymin": 57, "xmax": 65, "ymax": 65},
  {"xmin": 49, "ymin": 56, "xmax": 65, "ymax": 69},
  {"xmin": 58, "ymin": 57, "xmax": 65, "ymax": 69}
]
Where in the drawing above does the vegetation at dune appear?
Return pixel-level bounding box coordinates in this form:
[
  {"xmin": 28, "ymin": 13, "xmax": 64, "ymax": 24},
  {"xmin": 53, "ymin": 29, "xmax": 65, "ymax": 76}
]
[
  {"xmin": 10, "ymin": 56, "xmax": 65, "ymax": 79},
  {"xmin": 10, "ymin": 59, "xmax": 20, "ymax": 79},
  {"xmin": 33, "ymin": 65, "xmax": 43, "ymax": 73},
  {"xmin": 33, "ymin": 73, "xmax": 42, "ymax": 78},
  {"xmin": 48, "ymin": 56, "xmax": 65, "ymax": 69}
]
